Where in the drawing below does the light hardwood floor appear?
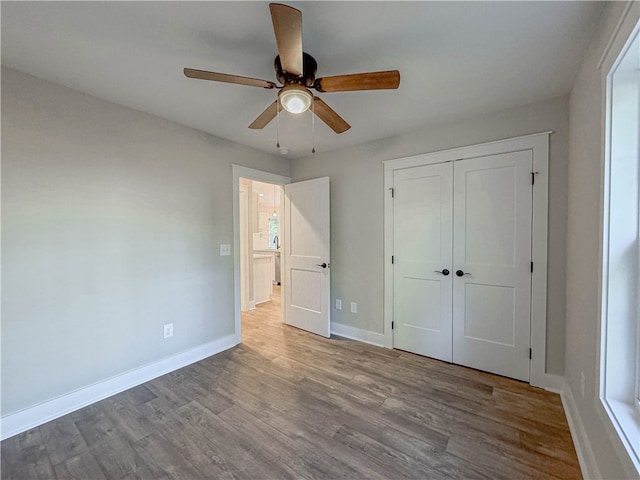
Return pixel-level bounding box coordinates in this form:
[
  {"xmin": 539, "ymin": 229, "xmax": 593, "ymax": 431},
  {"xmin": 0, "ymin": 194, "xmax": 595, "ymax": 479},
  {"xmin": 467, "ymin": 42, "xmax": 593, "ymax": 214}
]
[{"xmin": 1, "ymin": 287, "xmax": 581, "ymax": 479}]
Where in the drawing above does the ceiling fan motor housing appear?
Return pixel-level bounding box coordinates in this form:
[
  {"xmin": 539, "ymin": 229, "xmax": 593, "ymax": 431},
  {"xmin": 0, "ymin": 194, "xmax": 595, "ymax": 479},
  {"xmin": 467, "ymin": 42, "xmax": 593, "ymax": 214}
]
[{"xmin": 274, "ymin": 52, "xmax": 317, "ymax": 87}]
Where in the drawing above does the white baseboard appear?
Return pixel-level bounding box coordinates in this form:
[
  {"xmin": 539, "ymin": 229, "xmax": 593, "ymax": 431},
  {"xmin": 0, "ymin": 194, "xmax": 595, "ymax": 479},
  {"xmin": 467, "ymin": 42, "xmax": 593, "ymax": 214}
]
[
  {"xmin": 539, "ymin": 373, "xmax": 564, "ymax": 393},
  {"xmin": 331, "ymin": 322, "xmax": 385, "ymax": 347},
  {"xmin": 560, "ymin": 379, "xmax": 602, "ymax": 480},
  {"xmin": 0, "ymin": 334, "xmax": 238, "ymax": 441}
]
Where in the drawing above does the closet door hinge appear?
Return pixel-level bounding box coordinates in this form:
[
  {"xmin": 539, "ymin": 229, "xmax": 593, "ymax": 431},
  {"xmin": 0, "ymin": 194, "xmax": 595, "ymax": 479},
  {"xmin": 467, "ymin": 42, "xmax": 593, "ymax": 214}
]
[
  {"xmin": 391, "ymin": 255, "xmax": 395, "ymax": 264},
  {"xmin": 390, "ymin": 187, "xmax": 395, "ymax": 198},
  {"xmin": 531, "ymin": 261, "xmax": 534, "ymax": 273},
  {"xmin": 531, "ymin": 171, "xmax": 539, "ymax": 185},
  {"xmin": 392, "ymin": 321, "xmax": 395, "ymax": 330},
  {"xmin": 529, "ymin": 348, "xmax": 532, "ymax": 359}
]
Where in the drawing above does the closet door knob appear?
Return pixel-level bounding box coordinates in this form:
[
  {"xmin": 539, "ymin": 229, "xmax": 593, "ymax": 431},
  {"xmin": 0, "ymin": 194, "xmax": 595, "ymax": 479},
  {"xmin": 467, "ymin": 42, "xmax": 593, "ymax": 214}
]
[
  {"xmin": 434, "ymin": 269, "xmax": 450, "ymax": 276},
  {"xmin": 456, "ymin": 270, "xmax": 472, "ymax": 277}
]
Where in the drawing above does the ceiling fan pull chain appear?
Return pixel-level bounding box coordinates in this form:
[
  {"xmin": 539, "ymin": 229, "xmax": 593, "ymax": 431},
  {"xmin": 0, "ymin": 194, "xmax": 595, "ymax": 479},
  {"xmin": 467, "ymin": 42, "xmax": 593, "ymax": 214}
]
[
  {"xmin": 311, "ymin": 101, "xmax": 316, "ymax": 154},
  {"xmin": 276, "ymin": 101, "xmax": 281, "ymax": 149}
]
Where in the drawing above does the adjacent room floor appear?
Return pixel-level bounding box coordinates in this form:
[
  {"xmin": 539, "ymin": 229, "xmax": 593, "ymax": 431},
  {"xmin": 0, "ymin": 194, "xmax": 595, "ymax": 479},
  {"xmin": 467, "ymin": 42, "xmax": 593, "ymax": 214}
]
[{"xmin": 1, "ymin": 289, "xmax": 581, "ymax": 479}]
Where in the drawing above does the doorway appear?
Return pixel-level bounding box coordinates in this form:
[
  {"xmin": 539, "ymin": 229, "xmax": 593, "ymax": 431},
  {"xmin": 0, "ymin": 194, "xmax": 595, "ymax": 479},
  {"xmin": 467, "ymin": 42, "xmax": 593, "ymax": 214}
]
[
  {"xmin": 232, "ymin": 165, "xmax": 291, "ymax": 344},
  {"xmin": 239, "ymin": 178, "xmax": 284, "ymax": 337},
  {"xmin": 232, "ymin": 165, "xmax": 332, "ymax": 342}
]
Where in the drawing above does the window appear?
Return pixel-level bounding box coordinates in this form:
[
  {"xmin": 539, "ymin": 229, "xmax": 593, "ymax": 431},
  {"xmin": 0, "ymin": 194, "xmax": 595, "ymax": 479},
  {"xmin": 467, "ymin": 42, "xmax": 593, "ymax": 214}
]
[
  {"xmin": 268, "ymin": 217, "xmax": 280, "ymax": 249},
  {"xmin": 600, "ymin": 19, "xmax": 640, "ymax": 473}
]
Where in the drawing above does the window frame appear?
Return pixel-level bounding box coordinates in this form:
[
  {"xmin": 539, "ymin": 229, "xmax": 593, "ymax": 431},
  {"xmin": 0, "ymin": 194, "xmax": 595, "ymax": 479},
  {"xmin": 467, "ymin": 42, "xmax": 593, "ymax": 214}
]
[{"xmin": 596, "ymin": 13, "xmax": 640, "ymax": 478}]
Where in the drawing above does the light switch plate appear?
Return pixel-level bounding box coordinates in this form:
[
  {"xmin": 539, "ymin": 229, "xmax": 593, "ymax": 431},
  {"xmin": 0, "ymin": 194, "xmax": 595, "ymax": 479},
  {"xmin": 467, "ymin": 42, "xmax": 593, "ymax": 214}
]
[
  {"xmin": 350, "ymin": 302, "xmax": 357, "ymax": 314},
  {"xmin": 336, "ymin": 299, "xmax": 342, "ymax": 310},
  {"xmin": 220, "ymin": 244, "xmax": 231, "ymax": 256}
]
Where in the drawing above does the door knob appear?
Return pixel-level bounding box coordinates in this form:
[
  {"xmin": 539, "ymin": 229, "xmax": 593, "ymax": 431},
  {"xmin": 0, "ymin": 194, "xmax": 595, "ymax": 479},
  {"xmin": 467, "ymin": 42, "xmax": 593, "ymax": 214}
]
[
  {"xmin": 456, "ymin": 270, "xmax": 472, "ymax": 277},
  {"xmin": 316, "ymin": 262, "xmax": 329, "ymax": 269},
  {"xmin": 434, "ymin": 269, "xmax": 450, "ymax": 276}
]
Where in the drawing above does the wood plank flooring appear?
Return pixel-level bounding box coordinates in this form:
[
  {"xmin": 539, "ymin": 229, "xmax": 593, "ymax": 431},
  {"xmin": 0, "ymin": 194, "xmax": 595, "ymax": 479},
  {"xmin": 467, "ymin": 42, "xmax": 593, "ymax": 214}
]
[{"xmin": 1, "ymin": 287, "xmax": 581, "ymax": 479}]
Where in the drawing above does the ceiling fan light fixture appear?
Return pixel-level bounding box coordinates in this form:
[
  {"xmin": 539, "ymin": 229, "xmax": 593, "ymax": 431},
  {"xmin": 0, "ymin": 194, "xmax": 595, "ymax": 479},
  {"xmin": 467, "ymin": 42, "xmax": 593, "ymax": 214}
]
[{"xmin": 278, "ymin": 84, "xmax": 313, "ymax": 114}]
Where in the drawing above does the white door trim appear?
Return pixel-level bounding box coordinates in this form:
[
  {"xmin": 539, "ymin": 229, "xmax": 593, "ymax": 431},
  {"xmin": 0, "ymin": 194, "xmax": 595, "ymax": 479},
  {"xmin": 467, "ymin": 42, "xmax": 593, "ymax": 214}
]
[
  {"xmin": 232, "ymin": 165, "xmax": 291, "ymax": 344},
  {"xmin": 383, "ymin": 132, "xmax": 552, "ymax": 389}
]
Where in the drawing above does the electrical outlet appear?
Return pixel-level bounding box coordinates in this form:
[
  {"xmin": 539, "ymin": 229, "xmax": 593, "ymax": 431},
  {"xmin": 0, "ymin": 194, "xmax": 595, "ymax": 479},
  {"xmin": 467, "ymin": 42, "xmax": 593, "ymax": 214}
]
[
  {"xmin": 335, "ymin": 299, "xmax": 342, "ymax": 310},
  {"xmin": 350, "ymin": 302, "xmax": 357, "ymax": 314},
  {"xmin": 220, "ymin": 244, "xmax": 231, "ymax": 256},
  {"xmin": 164, "ymin": 323, "xmax": 173, "ymax": 339},
  {"xmin": 580, "ymin": 372, "xmax": 585, "ymax": 397}
]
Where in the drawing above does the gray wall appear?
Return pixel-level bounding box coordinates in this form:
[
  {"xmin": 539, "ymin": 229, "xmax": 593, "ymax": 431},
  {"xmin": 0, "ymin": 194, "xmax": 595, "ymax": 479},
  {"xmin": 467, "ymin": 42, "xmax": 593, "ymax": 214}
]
[
  {"xmin": 565, "ymin": 2, "xmax": 639, "ymax": 478},
  {"xmin": 1, "ymin": 68, "xmax": 290, "ymax": 416},
  {"xmin": 292, "ymin": 96, "xmax": 569, "ymax": 375}
]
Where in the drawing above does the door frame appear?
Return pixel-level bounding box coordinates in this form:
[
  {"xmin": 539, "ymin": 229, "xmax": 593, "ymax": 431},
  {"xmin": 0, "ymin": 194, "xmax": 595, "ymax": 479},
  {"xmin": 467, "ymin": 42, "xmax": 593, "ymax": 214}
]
[
  {"xmin": 232, "ymin": 164, "xmax": 291, "ymax": 344},
  {"xmin": 383, "ymin": 132, "xmax": 552, "ymax": 389}
]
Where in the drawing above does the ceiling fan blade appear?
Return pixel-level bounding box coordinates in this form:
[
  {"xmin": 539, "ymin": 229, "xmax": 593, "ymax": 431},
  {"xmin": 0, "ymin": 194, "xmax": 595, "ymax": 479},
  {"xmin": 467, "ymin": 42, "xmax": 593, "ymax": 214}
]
[
  {"xmin": 269, "ymin": 3, "xmax": 303, "ymax": 77},
  {"xmin": 314, "ymin": 70, "xmax": 400, "ymax": 93},
  {"xmin": 184, "ymin": 68, "xmax": 276, "ymax": 89},
  {"xmin": 313, "ymin": 98, "xmax": 350, "ymax": 134},
  {"xmin": 249, "ymin": 101, "xmax": 279, "ymax": 129}
]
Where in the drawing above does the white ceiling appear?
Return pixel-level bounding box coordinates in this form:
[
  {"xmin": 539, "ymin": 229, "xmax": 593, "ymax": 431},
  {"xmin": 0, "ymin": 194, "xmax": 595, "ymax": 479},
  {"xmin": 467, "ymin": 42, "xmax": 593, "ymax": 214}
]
[{"xmin": 2, "ymin": 1, "xmax": 603, "ymax": 159}]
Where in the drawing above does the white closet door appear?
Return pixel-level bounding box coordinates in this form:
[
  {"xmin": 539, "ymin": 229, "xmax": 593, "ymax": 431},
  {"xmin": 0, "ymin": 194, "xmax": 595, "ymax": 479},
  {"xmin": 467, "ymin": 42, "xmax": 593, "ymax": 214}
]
[
  {"xmin": 393, "ymin": 163, "xmax": 453, "ymax": 362},
  {"xmin": 452, "ymin": 151, "xmax": 533, "ymax": 381}
]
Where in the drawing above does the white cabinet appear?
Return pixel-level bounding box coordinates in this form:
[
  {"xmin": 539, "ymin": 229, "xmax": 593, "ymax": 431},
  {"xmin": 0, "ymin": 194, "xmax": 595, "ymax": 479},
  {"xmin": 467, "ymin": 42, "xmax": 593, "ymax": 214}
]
[{"xmin": 253, "ymin": 254, "xmax": 273, "ymax": 305}]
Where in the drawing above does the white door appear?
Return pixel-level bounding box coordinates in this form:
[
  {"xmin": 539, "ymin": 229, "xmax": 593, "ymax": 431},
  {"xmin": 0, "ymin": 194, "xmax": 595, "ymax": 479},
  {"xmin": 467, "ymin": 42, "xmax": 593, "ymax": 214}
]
[
  {"xmin": 283, "ymin": 177, "xmax": 330, "ymax": 337},
  {"xmin": 452, "ymin": 151, "xmax": 532, "ymax": 381},
  {"xmin": 392, "ymin": 151, "xmax": 533, "ymax": 381},
  {"xmin": 393, "ymin": 163, "xmax": 453, "ymax": 362}
]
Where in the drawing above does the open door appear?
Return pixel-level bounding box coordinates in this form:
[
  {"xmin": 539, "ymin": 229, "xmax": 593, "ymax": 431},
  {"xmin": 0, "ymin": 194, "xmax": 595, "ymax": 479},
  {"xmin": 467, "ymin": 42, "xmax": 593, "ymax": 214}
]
[{"xmin": 283, "ymin": 177, "xmax": 330, "ymax": 337}]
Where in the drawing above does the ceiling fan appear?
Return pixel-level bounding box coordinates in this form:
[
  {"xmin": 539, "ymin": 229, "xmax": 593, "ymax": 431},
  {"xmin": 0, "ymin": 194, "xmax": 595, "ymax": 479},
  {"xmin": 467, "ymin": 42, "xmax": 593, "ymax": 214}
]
[{"xmin": 183, "ymin": 3, "xmax": 400, "ymax": 134}]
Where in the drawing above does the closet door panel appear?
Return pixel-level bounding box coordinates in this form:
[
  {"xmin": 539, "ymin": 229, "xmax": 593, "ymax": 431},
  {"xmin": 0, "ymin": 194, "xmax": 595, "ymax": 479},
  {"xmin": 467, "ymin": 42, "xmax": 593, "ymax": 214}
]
[
  {"xmin": 452, "ymin": 151, "xmax": 532, "ymax": 381},
  {"xmin": 393, "ymin": 163, "xmax": 453, "ymax": 362}
]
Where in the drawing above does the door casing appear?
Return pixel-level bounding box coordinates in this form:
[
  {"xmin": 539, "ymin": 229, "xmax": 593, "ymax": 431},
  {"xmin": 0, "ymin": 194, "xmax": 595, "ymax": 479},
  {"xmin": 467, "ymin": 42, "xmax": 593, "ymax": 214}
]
[{"xmin": 383, "ymin": 132, "xmax": 553, "ymax": 389}]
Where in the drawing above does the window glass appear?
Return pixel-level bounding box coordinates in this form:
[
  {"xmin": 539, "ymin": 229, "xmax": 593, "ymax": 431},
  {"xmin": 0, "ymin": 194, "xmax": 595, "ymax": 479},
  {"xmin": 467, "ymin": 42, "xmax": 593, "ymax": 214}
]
[{"xmin": 268, "ymin": 217, "xmax": 279, "ymax": 249}]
